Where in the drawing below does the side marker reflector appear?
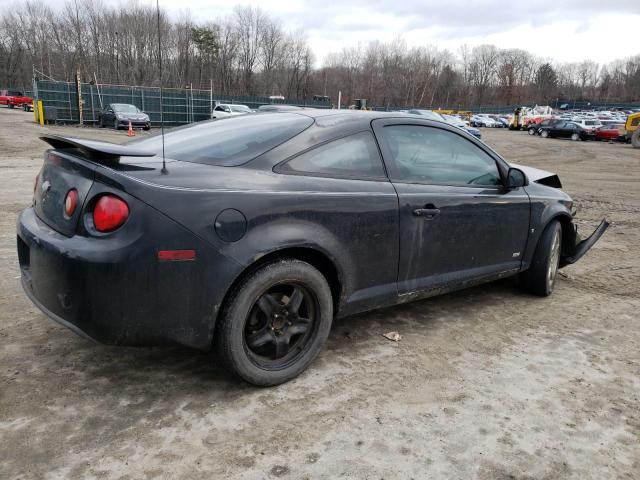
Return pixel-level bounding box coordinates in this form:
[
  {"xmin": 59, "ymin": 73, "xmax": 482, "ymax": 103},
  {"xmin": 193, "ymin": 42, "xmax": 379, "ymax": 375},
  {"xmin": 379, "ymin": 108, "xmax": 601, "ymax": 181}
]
[{"xmin": 157, "ymin": 250, "xmax": 196, "ymax": 262}]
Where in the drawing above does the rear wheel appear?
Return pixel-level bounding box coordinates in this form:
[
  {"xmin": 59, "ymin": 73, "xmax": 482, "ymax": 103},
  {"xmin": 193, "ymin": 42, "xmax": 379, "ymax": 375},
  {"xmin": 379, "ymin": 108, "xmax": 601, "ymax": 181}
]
[
  {"xmin": 8, "ymin": 103, "xmax": 14, "ymax": 109},
  {"xmin": 520, "ymin": 220, "xmax": 562, "ymax": 296},
  {"xmin": 215, "ymin": 259, "xmax": 333, "ymax": 386},
  {"xmin": 528, "ymin": 128, "xmax": 536, "ymax": 135},
  {"xmin": 541, "ymin": 130, "xmax": 549, "ymax": 138},
  {"xmin": 632, "ymin": 129, "xmax": 640, "ymax": 149},
  {"xmin": 571, "ymin": 133, "xmax": 580, "ymax": 141}
]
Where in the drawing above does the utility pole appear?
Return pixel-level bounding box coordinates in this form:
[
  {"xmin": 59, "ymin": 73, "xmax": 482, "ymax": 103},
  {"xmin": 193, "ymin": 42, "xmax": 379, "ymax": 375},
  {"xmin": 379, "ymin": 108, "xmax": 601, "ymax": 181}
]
[
  {"xmin": 115, "ymin": 31, "xmax": 119, "ymax": 84},
  {"xmin": 76, "ymin": 66, "xmax": 83, "ymax": 126}
]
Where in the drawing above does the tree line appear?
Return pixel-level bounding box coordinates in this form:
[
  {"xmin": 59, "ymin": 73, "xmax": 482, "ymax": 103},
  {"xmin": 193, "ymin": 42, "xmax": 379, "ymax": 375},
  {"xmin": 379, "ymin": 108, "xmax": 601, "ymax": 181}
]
[{"xmin": 1, "ymin": 0, "xmax": 639, "ymax": 109}]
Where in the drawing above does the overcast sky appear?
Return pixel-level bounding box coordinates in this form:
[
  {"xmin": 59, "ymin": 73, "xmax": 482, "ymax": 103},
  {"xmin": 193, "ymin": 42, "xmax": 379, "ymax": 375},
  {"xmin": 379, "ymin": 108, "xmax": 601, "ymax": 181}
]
[{"xmin": 53, "ymin": 0, "xmax": 640, "ymax": 65}]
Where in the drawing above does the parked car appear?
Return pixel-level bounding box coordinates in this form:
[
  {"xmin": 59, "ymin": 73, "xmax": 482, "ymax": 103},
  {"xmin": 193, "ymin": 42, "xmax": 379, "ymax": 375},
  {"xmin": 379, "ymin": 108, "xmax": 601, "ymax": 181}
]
[
  {"xmin": 211, "ymin": 103, "xmax": 252, "ymax": 119},
  {"xmin": 98, "ymin": 103, "xmax": 150, "ymax": 130},
  {"xmin": 257, "ymin": 104, "xmax": 304, "ymax": 112},
  {"xmin": 491, "ymin": 115, "xmax": 510, "ymax": 127},
  {"xmin": 571, "ymin": 118, "xmax": 602, "ymax": 135},
  {"xmin": 18, "ymin": 111, "xmax": 608, "ymax": 386},
  {"xmin": 595, "ymin": 124, "xmax": 624, "ymax": 142},
  {"xmin": 471, "ymin": 114, "xmax": 502, "ymax": 128},
  {"xmin": 528, "ymin": 119, "xmax": 562, "ymax": 135},
  {"xmin": 539, "ymin": 121, "xmax": 590, "ymax": 141},
  {"xmin": 407, "ymin": 109, "xmax": 444, "ymax": 121},
  {"xmin": 0, "ymin": 89, "xmax": 32, "ymax": 109},
  {"xmin": 442, "ymin": 113, "xmax": 482, "ymax": 139}
]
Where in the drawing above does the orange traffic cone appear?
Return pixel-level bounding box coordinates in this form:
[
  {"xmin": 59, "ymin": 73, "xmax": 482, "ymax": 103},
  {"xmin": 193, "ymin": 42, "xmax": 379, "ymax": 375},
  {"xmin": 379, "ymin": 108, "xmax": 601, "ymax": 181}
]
[{"xmin": 127, "ymin": 120, "xmax": 135, "ymax": 137}]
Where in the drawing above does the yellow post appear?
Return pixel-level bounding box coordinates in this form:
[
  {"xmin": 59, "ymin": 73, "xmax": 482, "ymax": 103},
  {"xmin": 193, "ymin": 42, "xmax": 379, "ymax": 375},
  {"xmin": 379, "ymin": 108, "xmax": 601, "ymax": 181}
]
[{"xmin": 37, "ymin": 100, "xmax": 44, "ymax": 126}]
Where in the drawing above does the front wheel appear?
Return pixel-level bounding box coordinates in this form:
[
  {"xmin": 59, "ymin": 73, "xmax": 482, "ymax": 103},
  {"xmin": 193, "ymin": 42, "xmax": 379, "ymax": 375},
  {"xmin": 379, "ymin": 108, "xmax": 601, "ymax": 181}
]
[
  {"xmin": 520, "ymin": 220, "xmax": 562, "ymax": 296},
  {"xmin": 571, "ymin": 133, "xmax": 580, "ymax": 141},
  {"xmin": 632, "ymin": 129, "xmax": 640, "ymax": 149},
  {"xmin": 541, "ymin": 130, "xmax": 549, "ymax": 138},
  {"xmin": 215, "ymin": 259, "xmax": 333, "ymax": 386}
]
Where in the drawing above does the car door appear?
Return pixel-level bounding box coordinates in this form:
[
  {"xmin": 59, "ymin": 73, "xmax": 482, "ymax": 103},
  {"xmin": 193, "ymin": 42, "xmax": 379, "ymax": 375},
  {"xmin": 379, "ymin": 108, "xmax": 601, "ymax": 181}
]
[
  {"xmin": 102, "ymin": 105, "xmax": 114, "ymax": 123},
  {"xmin": 551, "ymin": 121, "xmax": 568, "ymax": 137},
  {"xmin": 372, "ymin": 118, "xmax": 530, "ymax": 295}
]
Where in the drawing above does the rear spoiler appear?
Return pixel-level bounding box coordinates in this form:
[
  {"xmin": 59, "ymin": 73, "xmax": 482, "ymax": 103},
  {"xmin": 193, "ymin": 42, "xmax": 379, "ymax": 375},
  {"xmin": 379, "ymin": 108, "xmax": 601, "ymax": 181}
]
[{"xmin": 40, "ymin": 134, "xmax": 155, "ymax": 163}]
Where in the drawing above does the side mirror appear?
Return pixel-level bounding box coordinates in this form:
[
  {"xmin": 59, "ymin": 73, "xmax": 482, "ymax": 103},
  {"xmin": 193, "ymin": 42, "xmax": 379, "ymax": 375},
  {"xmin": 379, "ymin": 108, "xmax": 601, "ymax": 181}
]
[{"xmin": 506, "ymin": 167, "xmax": 528, "ymax": 189}]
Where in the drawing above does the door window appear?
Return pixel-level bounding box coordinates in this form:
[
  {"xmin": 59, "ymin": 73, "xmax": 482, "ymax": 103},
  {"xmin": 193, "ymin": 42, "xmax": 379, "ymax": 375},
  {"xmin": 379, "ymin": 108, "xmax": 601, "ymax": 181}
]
[
  {"xmin": 279, "ymin": 131, "xmax": 386, "ymax": 179},
  {"xmin": 382, "ymin": 125, "xmax": 502, "ymax": 186}
]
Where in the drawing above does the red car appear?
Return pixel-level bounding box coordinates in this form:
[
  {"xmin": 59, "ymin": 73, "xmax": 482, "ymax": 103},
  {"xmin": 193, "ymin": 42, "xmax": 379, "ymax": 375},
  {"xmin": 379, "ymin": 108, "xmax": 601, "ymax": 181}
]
[
  {"xmin": 595, "ymin": 124, "xmax": 624, "ymax": 142},
  {"xmin": 0, "ymin": 89, "xmax": 32, "ymax": 109}
]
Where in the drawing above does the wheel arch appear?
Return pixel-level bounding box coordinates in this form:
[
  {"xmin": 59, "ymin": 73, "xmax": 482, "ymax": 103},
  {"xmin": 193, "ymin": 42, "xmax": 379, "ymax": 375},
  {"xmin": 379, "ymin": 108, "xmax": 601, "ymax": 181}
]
[
  {"xmin": 542, "ymin": 212, "xmax": 576, "ymax": 260},
  {"xmin": 212, "ymin": 245, "xmax": 344, "ymax": 344}
]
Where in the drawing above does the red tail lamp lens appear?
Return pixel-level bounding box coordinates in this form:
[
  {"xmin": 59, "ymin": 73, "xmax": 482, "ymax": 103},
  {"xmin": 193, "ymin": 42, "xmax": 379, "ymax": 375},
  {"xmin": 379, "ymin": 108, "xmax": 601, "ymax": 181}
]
[
  {"xmin": 93, "ymin": 195, "xmax": 129, "ymax": 232},
  {"xmin": 64, "ymin": 189, "xmax": 78, "ymax": 217}
]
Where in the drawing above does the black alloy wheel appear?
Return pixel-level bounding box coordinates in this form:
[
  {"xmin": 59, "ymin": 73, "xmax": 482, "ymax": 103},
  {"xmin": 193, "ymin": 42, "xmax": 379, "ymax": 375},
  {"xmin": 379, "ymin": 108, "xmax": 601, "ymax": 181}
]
[
  {"xmin": 244, "ymin": 283, "xmax": 317, "ymax": 369},
  {"xmin": 216, "ymin": 259, "xmax": 333, "ymax": 386}
]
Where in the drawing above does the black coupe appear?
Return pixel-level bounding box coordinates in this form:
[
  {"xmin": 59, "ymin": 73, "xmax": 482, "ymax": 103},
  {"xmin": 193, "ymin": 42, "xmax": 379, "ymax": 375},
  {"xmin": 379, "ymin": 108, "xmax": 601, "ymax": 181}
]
[{"xmin": 17, "ymin": 111, "xmax": 608, "ymax": 385}]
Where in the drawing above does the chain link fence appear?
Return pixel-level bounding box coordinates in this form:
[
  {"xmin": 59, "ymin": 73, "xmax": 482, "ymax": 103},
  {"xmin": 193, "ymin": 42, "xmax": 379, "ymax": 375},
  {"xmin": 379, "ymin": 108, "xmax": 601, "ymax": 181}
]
[{"xmin": 33, "ymin": 80, "xmax": 331, "ymax": 126}]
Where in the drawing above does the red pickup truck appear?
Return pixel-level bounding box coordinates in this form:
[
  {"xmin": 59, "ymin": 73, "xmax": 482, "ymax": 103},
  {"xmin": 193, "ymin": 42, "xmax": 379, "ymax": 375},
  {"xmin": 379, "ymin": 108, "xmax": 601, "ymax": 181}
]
[{"xmin": 0, "ymin": 89, "xmax": 33, "ymax": 109}]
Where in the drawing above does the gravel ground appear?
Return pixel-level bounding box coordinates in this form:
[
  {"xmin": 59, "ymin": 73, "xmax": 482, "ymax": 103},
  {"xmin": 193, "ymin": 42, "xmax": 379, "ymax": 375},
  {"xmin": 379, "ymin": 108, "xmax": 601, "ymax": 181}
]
[{"xmin": 1, "ymin": 107, "xmax": 639, "ymax": 480}]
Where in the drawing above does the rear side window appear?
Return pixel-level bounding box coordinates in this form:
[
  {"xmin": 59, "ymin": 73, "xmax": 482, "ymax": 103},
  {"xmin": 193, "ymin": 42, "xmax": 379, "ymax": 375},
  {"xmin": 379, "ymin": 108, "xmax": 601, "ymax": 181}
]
[
  {"xmin": 132, "ymin": 113, "xmax": 313, "ymax": 166},
  {"xmin": 278, "ymin": 131, "xmax": 386, "ymax": 179}
]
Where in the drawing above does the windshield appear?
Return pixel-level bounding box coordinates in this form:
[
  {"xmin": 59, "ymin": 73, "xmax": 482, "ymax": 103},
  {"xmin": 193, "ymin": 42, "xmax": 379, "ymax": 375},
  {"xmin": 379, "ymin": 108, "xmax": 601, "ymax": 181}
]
[
  {"xmin": 132, "ymin": 113, "xmax": 313, "ymax": 166},
  {"xmin": 112, "ymin": 104, "xmax": 140, "ymax": 113},
  {"xmin": 230, "ymin": 105, "xmax": 251, "ymax": 113}
]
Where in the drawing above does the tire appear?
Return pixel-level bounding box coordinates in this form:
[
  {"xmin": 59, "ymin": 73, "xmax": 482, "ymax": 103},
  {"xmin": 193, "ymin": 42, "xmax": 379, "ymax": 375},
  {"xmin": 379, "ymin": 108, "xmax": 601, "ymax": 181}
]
[
  {"xmin": 632, "ymin": 129, "xmax": 640, "ymax": 149},
  {"xmin": 520, "ymin": 220, "xmax": 562, "ymax": 297},
  {"xmin": 528, "ymin": 128, "xmax": 536, "ymax": 135},
  {"xmin": 571, "ymin": 133, "xmax": 580, "ymax": 141},
  {"xmin": 8, "ymin": 103, "xmax": 14, "ymax": 109},
  {"xmin": 98, "ymin": 117, "xmax": 104, "ymax": 128},
  {"xmin": 215, "ymin": 259, "xmax": 333, "ymax": 386},
  {"xmin": 113, "ymin": 118, "xmax": 119, "ymax": 130},
  {"xmin": 541, "ymin": 130, "xmax": 549, "ymax": 138}
]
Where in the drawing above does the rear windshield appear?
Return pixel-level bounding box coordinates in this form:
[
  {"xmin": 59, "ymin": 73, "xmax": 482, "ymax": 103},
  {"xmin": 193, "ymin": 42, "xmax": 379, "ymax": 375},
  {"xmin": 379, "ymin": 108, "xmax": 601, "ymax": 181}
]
[{"xmin": 132, "ymin": 113, "xmax": 313, "ymax": 166}]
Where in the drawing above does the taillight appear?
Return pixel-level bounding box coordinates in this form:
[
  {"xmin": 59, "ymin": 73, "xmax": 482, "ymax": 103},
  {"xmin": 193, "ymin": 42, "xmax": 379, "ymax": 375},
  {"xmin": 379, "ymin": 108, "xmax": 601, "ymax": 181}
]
[
  {"xmin": 64, "ymin": 189, "xmax": 78, "ymax": 218},
  {"xmin": 93, "ymin": 195, "xmax": 129, "ymax": 232}
]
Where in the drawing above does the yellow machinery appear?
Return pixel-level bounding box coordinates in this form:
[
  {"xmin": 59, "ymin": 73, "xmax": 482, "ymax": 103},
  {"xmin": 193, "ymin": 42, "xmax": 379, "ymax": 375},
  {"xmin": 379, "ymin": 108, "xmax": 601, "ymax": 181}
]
[
  {"xmin": 623, "ymin": 112, "xmax": 640, "ymax": 148},
  {"xmin": 433, "ymin": 109, "xmax": 472, "ymax": 120}
]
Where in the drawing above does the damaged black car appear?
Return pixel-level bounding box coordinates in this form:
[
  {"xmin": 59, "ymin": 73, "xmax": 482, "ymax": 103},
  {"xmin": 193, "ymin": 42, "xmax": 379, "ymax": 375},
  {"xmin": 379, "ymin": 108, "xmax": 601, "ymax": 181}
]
[{"xmin": 17, "ymin": 110, "xmax": 608, "ymax": 385}]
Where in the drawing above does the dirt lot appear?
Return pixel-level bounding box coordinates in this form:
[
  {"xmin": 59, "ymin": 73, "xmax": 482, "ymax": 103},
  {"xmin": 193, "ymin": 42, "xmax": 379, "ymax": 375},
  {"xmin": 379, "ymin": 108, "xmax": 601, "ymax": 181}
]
[{"xmin": 1, "ymin": 107, "xmax": 639, "ymax": 479}]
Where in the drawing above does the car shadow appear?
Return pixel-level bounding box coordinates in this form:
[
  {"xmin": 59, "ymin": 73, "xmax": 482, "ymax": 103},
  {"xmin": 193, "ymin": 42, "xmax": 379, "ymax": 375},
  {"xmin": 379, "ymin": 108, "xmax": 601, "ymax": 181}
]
[{"xmin": 12, "ymin": 277, "xmax": 526, "ymax": 410}]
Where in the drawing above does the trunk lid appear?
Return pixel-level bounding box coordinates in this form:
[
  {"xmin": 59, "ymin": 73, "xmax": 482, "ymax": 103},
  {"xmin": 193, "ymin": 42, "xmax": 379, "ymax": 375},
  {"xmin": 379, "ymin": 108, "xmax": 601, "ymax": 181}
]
[
  {"xmin": 34, "ymin": 135, "xmax": 155, "ymax": 236},
  {"xmin": 34, "ymin": 151, "xmax": 96, "ymax": 236}
]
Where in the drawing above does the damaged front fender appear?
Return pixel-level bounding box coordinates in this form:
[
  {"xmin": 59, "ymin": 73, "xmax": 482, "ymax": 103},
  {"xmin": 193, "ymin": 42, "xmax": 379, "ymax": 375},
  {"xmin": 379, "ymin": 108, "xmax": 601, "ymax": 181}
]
[{"xmin": 560, "ymin": 219, "xmax": 609, "ymax": 267}]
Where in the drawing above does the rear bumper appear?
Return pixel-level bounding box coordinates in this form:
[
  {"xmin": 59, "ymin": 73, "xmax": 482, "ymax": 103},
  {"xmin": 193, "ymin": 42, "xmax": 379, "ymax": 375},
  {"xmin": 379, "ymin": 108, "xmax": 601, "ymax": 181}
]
[{"xmin": 17, "ymin": 205, "xmax": 239, "ymax": 349}]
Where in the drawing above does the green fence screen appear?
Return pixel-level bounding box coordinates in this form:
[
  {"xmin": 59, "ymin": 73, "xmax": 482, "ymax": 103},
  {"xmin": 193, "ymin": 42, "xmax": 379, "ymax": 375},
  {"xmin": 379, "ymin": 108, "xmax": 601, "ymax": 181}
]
[{"xmin": 34, "ymin": 80, "xmax": 331, "ymax": 126}]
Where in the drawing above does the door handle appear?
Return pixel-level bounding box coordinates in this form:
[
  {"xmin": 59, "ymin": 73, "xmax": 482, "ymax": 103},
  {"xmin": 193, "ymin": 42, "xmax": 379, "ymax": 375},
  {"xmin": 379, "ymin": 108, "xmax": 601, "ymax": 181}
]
[{"xmin": 413, "ymin": 208, "xmax": 440, "ymax": 219}]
